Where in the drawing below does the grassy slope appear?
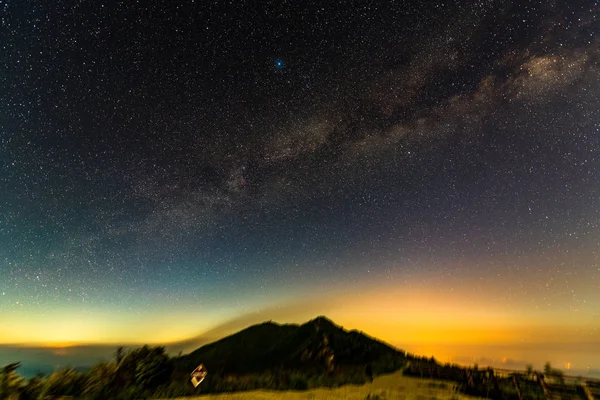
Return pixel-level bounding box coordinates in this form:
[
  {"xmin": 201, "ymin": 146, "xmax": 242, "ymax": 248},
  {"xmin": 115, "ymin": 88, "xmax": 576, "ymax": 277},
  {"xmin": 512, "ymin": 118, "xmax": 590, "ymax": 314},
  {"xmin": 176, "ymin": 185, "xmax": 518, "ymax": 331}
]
[{"xmin": 168, "ymin": 370, "xmax": 483, "ymax": 400}]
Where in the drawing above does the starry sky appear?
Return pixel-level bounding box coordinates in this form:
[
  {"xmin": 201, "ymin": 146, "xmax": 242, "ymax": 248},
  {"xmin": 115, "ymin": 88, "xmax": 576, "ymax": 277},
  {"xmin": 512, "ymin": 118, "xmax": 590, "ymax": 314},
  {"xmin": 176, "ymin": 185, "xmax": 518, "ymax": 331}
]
[{"xmin": 1, "ymin": 0, "xmax": 599, "ymax": 366}]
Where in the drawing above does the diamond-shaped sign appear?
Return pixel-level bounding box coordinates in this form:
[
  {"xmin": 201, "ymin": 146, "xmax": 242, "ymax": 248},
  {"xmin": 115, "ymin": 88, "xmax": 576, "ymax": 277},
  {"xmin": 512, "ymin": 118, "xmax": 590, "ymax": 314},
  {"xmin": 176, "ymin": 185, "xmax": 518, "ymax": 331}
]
[{"xmin": 191, "ymin": 364, "xmax": 207, "ymax": 388}]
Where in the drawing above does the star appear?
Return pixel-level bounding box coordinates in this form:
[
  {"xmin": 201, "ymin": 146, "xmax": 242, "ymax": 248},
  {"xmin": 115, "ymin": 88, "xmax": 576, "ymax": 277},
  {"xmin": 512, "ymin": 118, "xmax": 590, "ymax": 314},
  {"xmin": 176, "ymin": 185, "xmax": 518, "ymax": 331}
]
[
  {"xmin": 274, "ymin": 58, "xmax": 285, "ymax": 70},
  {"xmin": 0, "ymin": 0, "xmax": 598, "ymax": 374}
]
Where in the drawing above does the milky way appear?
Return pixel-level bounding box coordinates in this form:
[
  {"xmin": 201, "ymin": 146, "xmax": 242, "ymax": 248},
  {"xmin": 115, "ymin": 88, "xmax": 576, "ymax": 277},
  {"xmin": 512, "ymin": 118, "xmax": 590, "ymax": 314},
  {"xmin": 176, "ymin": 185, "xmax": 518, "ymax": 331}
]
[{"xmin": 1, "ymin": 0, "xmax": 599, "ymax": 349}]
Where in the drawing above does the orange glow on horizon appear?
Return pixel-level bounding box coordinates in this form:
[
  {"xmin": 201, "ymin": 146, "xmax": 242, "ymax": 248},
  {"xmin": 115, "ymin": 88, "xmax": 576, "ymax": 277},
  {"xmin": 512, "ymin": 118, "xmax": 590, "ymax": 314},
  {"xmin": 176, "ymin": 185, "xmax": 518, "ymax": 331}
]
[{"xmin": 1, "ymin": 279, "xmax": 598, "ymax": 348}]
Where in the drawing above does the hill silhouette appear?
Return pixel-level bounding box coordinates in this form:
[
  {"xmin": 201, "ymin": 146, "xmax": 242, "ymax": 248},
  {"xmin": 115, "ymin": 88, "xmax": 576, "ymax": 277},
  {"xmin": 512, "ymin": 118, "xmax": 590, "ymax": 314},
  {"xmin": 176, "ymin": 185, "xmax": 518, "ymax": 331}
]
[{"xmin": 174, "ymin": 316, "xmax": 407, "ymax": 378}]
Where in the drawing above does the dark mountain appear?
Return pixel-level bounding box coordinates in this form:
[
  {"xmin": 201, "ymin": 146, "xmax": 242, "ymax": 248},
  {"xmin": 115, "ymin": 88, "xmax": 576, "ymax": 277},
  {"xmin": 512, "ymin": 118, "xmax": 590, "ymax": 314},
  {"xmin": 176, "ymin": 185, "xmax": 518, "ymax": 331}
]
[{"xmin": 174, "ymin": 316, "xmax": 407, "ymax": 377}]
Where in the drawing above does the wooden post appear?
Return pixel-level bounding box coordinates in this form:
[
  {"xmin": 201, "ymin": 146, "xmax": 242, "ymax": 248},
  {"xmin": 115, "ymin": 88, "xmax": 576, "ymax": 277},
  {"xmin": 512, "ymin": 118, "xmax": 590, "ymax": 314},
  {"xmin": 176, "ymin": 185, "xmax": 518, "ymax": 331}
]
[
  {"xmin": 513, "ymin": 374, "xmax": 523, "ymax": 400},
  {"xmin": 535, "ymin": 372, "xmax": 552, "ymax": 400},
  {"xmin": 581, "ymin": 381, "xmax": 595, "ymax": 400}
]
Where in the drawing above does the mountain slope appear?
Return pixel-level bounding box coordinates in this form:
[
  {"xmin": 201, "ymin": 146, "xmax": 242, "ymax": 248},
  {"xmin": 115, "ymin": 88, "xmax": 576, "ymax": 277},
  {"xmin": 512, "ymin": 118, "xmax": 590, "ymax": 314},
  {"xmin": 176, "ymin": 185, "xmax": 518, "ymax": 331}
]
[{"xmin": 174, "ymin": 316, "xmax": 406, "ymax": 376}]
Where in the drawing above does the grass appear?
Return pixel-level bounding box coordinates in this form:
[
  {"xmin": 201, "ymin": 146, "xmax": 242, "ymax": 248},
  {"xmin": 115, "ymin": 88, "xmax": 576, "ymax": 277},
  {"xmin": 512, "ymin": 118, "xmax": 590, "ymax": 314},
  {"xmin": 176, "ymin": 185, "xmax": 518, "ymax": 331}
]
[{"xmin": 165, "ymin": 371, "xmax": 481, "ymax": 400}]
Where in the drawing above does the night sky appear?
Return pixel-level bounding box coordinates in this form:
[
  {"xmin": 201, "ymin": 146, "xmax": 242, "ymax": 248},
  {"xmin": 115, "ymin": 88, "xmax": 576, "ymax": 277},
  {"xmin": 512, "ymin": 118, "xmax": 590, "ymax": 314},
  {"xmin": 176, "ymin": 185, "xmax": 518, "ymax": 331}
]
[{"xmin": 1, "ymin": 0, "xmax": 599, "ymax": 362}]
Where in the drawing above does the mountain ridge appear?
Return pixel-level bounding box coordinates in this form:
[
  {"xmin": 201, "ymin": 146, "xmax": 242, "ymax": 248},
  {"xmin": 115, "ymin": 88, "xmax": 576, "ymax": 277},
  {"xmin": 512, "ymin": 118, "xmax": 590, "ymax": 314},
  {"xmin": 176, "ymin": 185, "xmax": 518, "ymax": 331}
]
[{"xmin": 174, "ymin": 315, "xmax": 406, "ymax": 379}]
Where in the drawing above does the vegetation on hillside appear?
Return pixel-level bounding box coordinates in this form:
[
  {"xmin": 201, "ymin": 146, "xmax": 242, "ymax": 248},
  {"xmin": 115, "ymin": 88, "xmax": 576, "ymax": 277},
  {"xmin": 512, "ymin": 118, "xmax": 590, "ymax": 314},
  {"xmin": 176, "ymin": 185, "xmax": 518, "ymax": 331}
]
[
  {"xmin": 0, "ymin": 317, "xmax": 596, "ymax": 400},
  {"xmin": 0, "ymin": 317, "xmax": 408, "ymax": 399}
]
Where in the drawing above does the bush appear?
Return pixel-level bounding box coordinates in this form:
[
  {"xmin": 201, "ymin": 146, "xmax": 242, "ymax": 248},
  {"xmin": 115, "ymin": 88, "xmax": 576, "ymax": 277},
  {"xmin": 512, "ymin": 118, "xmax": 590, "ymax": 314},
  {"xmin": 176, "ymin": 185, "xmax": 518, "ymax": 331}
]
[{"xmin": 38, "ymin": 368, "xmax": 86, "ymax": 399}]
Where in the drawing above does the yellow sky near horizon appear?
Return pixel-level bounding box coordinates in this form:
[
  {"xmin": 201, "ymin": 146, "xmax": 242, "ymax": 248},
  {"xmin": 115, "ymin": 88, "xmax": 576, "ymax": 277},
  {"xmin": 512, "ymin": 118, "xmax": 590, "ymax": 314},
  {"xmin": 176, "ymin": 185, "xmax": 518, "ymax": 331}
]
[{"xmin": 1, "ymin": 278, "xmax": 597, "ymax": 348}]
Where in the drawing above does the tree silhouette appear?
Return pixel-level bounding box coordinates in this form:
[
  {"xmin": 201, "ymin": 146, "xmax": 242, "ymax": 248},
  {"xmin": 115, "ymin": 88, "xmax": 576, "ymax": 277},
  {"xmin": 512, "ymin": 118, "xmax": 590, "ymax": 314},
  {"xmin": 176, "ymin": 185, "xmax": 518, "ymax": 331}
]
[
  {"xmin": 19, "ymin": 372, "xmax": 45, "ymax": 400},
  {"xmin": 526, "ymin": 364, "xmax": 533, "ymax": 379},
  {"xmin": 544, "ymin": 362, "xmax": 552, "ymax": 376},
  {"xmin": 83, "ymin": 361, "xmax": 118, "ymax": 400},
  {"xmin": 38, "ymin": 368, "xmax": 86, "ymax": 399},
  {"xmin": 117, "ymin": 345, "xmax": 173, "ymax": 396},
  {"xmin": 543, "ymin": 361, "xmax": 565, "ymax": 384},
  {"xmin": 0, "ymin": 362, "xmax": 23, "ymax": 399}
]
